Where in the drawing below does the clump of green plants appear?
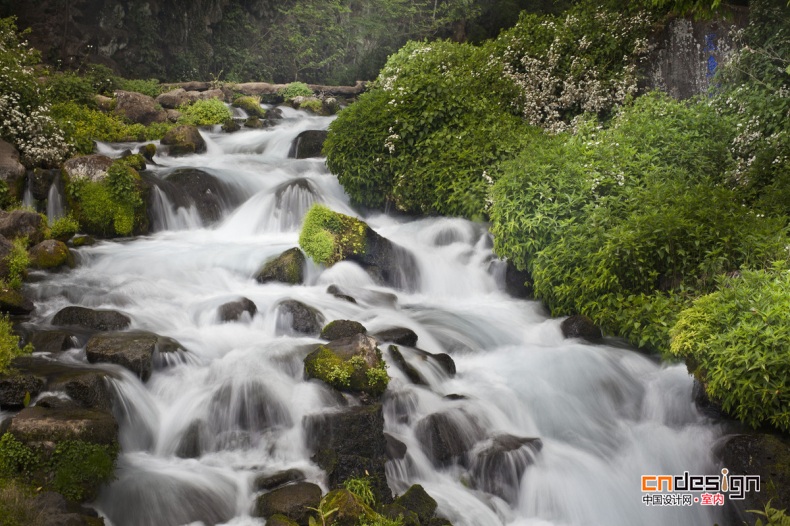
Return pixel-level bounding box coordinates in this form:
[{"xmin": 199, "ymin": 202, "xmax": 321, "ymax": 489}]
[
  {"xmin": 177, "ymin": 98, "xmax": 232, "ymax": 126},
  {"xmin": 65, "ymin": 159, "xmax": 147, "ymax": 237},
  {"xmin": 0, "ymin": 315, "xmax": 32, "ymax": 375},
  {"xmin": 115, "ymin": 78, "xmax": 162, "ymax": 98},
  {"xmin": 299, "ymin": 98, "xmax": 323, "ymax": 114},
  {"xmin": 48, "ymin": 213, "xmax": 80, "ymax": 241},
  {"xmin": 304, "ymin": 345, "xmax": 389, "ymax": 396},
  {"xmin": 278, "ymin": 81, "xmax": 313, "ymax": 101},
  {"xmin": 298, "ymin": 205, "xmax": 367, "ymax": 266},
  {"xmin": 0, "ymin": 433, "xmax": 117, "ymax": 502},
  {"xmin": 0, "ymin": 478, "xmax": 46, "ymax": 526},
  {"xmin": 751, "ymin": 501, "xmax": 790, "ymax": 526},
  {"xmin": 344, "ymin": 476, "xmax": 376, "ymax": 507},
  {"xmin": 670, "ymin": 266, "xmax": 790, "ymax": 431},
  {"xmin": 231, "ymin": 95, "xmax": 266, "ymax": 118},
  {"xmin": 5, "ymin": 238, "xmax": 30, "ymax": 289}
]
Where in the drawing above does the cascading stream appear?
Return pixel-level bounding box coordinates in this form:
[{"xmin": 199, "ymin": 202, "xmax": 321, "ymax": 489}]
[{"xmin": 25, "ymin": 108, "xmax": 726, "ymax": 526}]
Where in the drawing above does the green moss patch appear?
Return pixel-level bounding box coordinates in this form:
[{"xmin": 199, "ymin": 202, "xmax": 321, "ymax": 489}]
[
  {"xmin": 232, "ymin": 96, "xmax": 266, "ymax": 118},
  {"xmin": 298, "ymin": 205, "xmax": 367, "ymax": 266}
]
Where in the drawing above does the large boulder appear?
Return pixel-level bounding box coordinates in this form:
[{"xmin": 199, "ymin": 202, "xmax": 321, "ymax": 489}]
[
  {"xmin": 255, "ymin": 248, "xmax": 305, "ymax": 285},
  {"xmin": 304, "ymin": 334, "xmax": 388, "ymax": 396},
  {"xmin": 217, "ymin": 297, "xmax": 257, "ymax": 322},
  {"xmin": 299, "ymin": 205, "xmax": 418, "ymax": 290},
  {"xmin": 0, "ymin": 286, "xmax": 34, "ymax": 315},
  {"xmin": 320, "ymin": 320, "xmax": 367, "ymax": 341},
  {"xmin": 85, "ymin": 331, "xmax": 184, "ymax": 381},
  {"xmin": 62, "ymin": 154, "xmax": 113, "ymax": 183},
  {"xmin": 0, "ymin": 139, "xmax": 26, "ymax": 200},
  {"xmin": 160, "ymin": 125, "xmax": 206, "ymax": 156},
  {"xmin": 254, "ymin": 469, "xmax": 306, "ymax": 491},
  {"xmin": 155, "ymin": 88, "xmax": 197, "ymax": 109},
  {"xmin": 0, "ymin": 209, "xmax": 45, "ymax": 244},
  {"xmin": 288, "ymin": 130, "xmax": 328, "ymax": 159},
  {"xmin": 9, "ymin": 357, "xmax": 114, "ymax": 411},
  {"xmin": 276, "ymin": 299, "xmax": 324, "ymax": 336},
  {"xmin": 18, "ymin": 327, "xmax": 76, "ymax": 353},
  {"xmin": 469, "ymin": 434, "xmax": 542, "ymax": 503},
  {"xmin": 394, "ymin": 485, "xmax": 438, "ymax": 525},
  {"xmin": 8, "ymin": 403, "xmax": 118, "ymax": 447},
  {"xmin": 0, "ymin": 372, "xmax": 45, "ymax": 409},
  {"xmin": 232, "ymin": 96, "xmax": 266, "ymax": 118},
  {"xmin": 28, "ymin": 239, "xmax": 74, "ymax": 270},
  {"xmin": 305, "ymin": 404, "xmax": 391, "ymax": 504},
  {"xmin": 53, "ymin": 306, "xmax": 131, "ymax": 331},
  {"xmin": 253, "ymin": 481, "xmax": 322, "ymax": 524},
  {"xmin": 414, "ymin": 410, "xmax": 486, "ymax": 467},
  {"xmin": 160, "ymin": 168, "xmax": 239, "ymax": 223},
  {"xmin": 113, "ymin": 90, "xmax": 167, "ymax": 126},
  {"xmin": 504, "ymin": 261, "xmax": 532, "ymax": 298},
  {"xmin": 560, "ymin": 314, "xmax": 603, "ymax": 342}
]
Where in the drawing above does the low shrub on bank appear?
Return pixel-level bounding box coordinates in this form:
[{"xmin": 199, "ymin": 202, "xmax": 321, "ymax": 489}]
[{"xmin": 178, "ymin": 98, "xmax": 232, "ymax": 126}]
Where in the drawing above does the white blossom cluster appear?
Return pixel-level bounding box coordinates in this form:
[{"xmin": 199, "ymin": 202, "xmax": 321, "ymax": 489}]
[
  {"xmin": 0, "ymin": 91, "xmax": 71, "ymax": 167},
  {"xmin": 501, "ymin": 11, "xmax": 653, "ymax": 134}
]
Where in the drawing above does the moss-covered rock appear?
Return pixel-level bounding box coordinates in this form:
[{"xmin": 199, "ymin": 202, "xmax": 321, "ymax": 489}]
[
  {"xmin": 222, "ymin": 118, "xmax": 241, "ymax": 133},
  {"xmin": 138, "ymin": 143, "xmax": 157, "ymax": 161},
  {"xmin": 255, "ymin": 248, "xmax": 305, "ymax": 285},
  {"xmin": 265, "ymin": 514, "xmax": 299, "ymax": 526},
  {"xmin": 160, "ymin": 125, "xmax": 206, "ymax": 156},
  {"xmin": 28, "ymin": 239, "xmax": 74, "ymax": 270},
  {"xmin": 0, "ymin": 286, "xmax": 34, "ymax": 315},
  {"xmin": 62, "ymin": 154, "xmax": 113, "ymax": 183},
  {"xmin": 244, "ymin": 116, "xmax": 266, "ymax": 129},
  {"xmin": 299, "ymin": 204, "xmax": 418, "ymax": 289},
  {"xmin": 69, "ymin": 234, "xmax": 96, "ymax": 247},
  {"xmin": 304, "ymin": 334, "xmax": 388, "ymax": 396},
  {"xmin": 320, "ymin": 320, "xmax": 367, "ymax": 341},
  {"xmin": 119, "ymin": 153, "xmax": 146, "ymax": 171},
  {"xmin": 0, "ymin": 210, "xmax": 45, "ymax": 245},
  {"xmin": 232, "ymin": 96, "xmax": 266, "ymax": 118},
  {"xmin": 253, "ymin": 481, "xmax": 321, "ymax": 524},
  {"xmin": 322, "ymin": 488, "xmax": 378, "ymax": 526},
  {"xmin": 113, "ymin": 90, "xmax": 167, "ymax": 126},
  {"xmin": 394, "ymin": 484, "xmax": 438, "ymax": 525}
]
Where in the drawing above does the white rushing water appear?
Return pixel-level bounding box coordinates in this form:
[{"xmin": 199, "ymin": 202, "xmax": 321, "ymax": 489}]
[{"xmin": 26, "ymin": 108, "xmax": 726, "ymax": 526}]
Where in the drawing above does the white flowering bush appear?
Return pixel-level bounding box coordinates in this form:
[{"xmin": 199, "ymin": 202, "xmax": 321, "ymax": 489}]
[
  {"xmin": 494, "ymin": 4, "xmax": 654, "ymax": 133},
  {"xmin": 0, "ymin": 17, "xmax": 70, "ymax": 167}
]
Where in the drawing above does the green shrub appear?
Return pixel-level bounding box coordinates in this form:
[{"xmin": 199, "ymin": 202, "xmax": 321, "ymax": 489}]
[
  {"xmin": 116, "ymin": 78, "xmax": 162, "ymax": 98},
  {"xmin": 278, "ymin": 81, "xmax": 313, "ymax": 101},
  {"xmin": 299, "ymin": 205, "xmax": 367, "ymax": 266},
  {"xmin": 45, "ymin": 72, "xmax": 97, "ymax": 105},
  {"xmin": 65, "ymin": 160, "xmax": 146, "ymax": 237},
  {"xmin": 670, "ymin": 267, "xmax": 790, "ymax": 431},
  {"xmin": 0, "ymin": 316, "xmax": 32, "ymax": 377},
  {"xmin": 178, "ymin": 98, "xmax": 232, "ymax": 126},
  {"xmin": 231, "ymin": 95, "xmax": 265, "ymax": 118},
  {"xmin": 3, "ymin": 237, "xmax": 30, "ymax": 289},
  {"xmin": 49, "ymin": 213, "xmax": 80, "ymax": 241}
]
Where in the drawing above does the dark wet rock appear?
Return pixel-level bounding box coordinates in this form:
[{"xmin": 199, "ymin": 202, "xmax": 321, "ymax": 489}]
[
  {"xmin": 162, "ymin": 168, "xmax": 239, "ymax": 223},
  {"xmin": 0, "ymin": 372, "xmax": 45, "ymax": 409},
  {"xmin": 266, "ymin": 515, "xmax": 299, "ymax": 526},
  {"xmin": 374, "ymin": 327, "xmax": 418, "ymax": 347},
  {"xmin": 28, "ymin": 168, "xmax": 60, "ymax": 201},
  {"xmin": 28, "ymin": 239, "xmax": 75, "ymax": 270},
  {"xmin": 86, "ymin": 331, "xmax": 183, "ymax": 381},
  {"xmin": 382, "ymin": 503, "xmax": 420, "ymax": 526},
  {"xmin": 276, "ymin": 299, "xmax": 323, "ymax": 336},
  {"xmin": 428, "ymin": 518, "xmax": 453, "ymax": 526},
  {"xmin": 161, "ymin": 125, "xmax": 206, "ymax": 156},
  {"xmin": 394, "ymin": 484, "xmax": 438, "ymax": 525},
  {"xmin": 305, "ymin": 404, "xmax": 387, "ymax": 458},
  {"xmin": 414, "ymin": 410, "xmax": 485, "ymax": 467},
  {"xmin": 389, "ymin": 345, "xmax": 426, "ymax": 385},
  {"xmin": 0, "ymin": 209, "xmax": 45, "ymax": 245},
  {"xmin": 326, "ymin": 285, "xmax": 357, "ymax": 304},
  {"xmin": 254, "ymin": 469, "xmax": 306, "ymax": 491},
  {"xmin": 62, "ymin": 154, "xmax": 113, "ymax": 183},
  {"xmin": 8, "ymin": 403, "xmax": 118, "ymax": 447},
  {"xmin": 443, "ymin": 394, "xmax": 468, "ymax": 401},
  {"xmin": 22, "ymin": 329, "xmax": 75, "ymax": 353},
  {"xmin": 53, "ymin": 306, "xmax": 131, "ymax": 331},
  {"xmin": 288, "ymin": 130, "xmax": 328, "ymax": 159},
  {"xmin": 718, "ymin": 432, "xmax": 790, "ymax": 520},
  {"xmin": 218, "ymin": 297, "xmax": 257, "ymax": 322},
  {"xmin": 470, "ymin": 434, "xmax": 542, "ymax": 504},
  {"xmin": 256, "ymin": 248, "xmax": 305, "ymax": 285},
  {"xmin": 222, "ymin": 118, "xmax": 241, "ymax": 133},
  {"xmin": 504, "ymin": 261, "xmax": 532, "ymax": 298},
  {"xmin": 175, "ymin": 420, "xmax": 207, "ymax": 459},
  {"xmin": 114, "ymin": 90, "xmax": 167, "ymax": 126},
  {"xmin": 70, "ymin": 234, "xmax": 96, "ymax": 247},
  {"xmin": 31, "ymin": 491, "xmax": 106, "ymax": 526},
  {"xmin": 0, "ymin": 140, "xmax": 25, "ymax": 200},
  {"xmin": 321, "ymin": 489, "xmax": 378, "ymax": 526},
  {"xmin": 692, "ymin": 379, "xmax": 728, "ymax": 420},
  {"xmin": 560, "ymin": 314, "xmax": 602, "ymax": 342},
  {"xmin": 417, "ymin": 349, "xmax": 456, "ymax": 376},
  {"xmin": 0, "ymin": 286, "xmax": 34, "ymax": 315},
  {"xmin": 245, "ymin": 116, "xmax": 267, "ymax": 129},
  {"xmin": 304, "ymin": 334, "xmax": 387, "ymax": 396},
  {"xmin": 320, "ymin": 320, "xmax": 367, "ymax": 341},
  {"xmin": 10, "ymin": 357, "xmax": 114, "ymax": 411},
  {"xmin": 253, "ymin": 481, "xmax": 322, "ymax": 524},
  {"xmin": 385, "ymin": 432, "xmax": 407, "ymax": 460}
]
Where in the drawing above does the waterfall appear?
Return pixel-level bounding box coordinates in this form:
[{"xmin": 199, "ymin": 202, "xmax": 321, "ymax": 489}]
[
  {"xmin": 24, "ymin": 107, "xmax": 727, "ymax": 526},
  {"xmin": 21, "ymin": 179, "xmax": 34, "ymax": 208},
  {"xmin": 46, "ymin": 179, "xmax": 65, "ymax": 221}
]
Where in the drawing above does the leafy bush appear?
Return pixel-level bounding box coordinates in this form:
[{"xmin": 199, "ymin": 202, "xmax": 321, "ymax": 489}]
[
  {"xmin": 298, "ymin": 205, "xmax": 366, "ymax": 266},
  {"xmin": 670, "ymin": 267, "xmax": 790, "ymax": 431},
  {"xmin": 116, "ymin": 78, "xmax": 162, "ymax": 98},
  {"xmin": 3, "ymin": 237, "xmax": 30, "ymax": 289},
  {"xmin": 278, "ymin": 81, "xmax": 313, "ymax": 100},
  {"xmin": 48, "ymin": 214, "xmax": 80, "ymax": 241},
  {"xmin": 326, "ymin": 40, "xmax": 530, "ymax": 217},
  {"xmin": 45, "ymin": 72, "xmax": 97, "ymax": 105},
  {"xmin": 65, "ymin": 160, "xmax": 147, "ymax": 237},
  {"xmin": 178, "ymin": 98, "xmax": 232, "ymax": 126},
  {"xmin": 0, "ymin": 315, "xmax": 31, "ymax": 375}
]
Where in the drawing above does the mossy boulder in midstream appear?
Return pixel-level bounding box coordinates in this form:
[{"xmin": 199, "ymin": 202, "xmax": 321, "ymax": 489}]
[
  {"xmin": 0, "ymin": 285, "xmax": 34, "ymax": 315},
  {"xmin": 252, "ymin": 481, "xmax": 322, "ymax": 524},
  {"xmin": 63, "ymin": 157, "xmax": 150, "ymax": 238},
  {"xmin": 28, "ymin": 239, "xmax": 74, "ymax": 270},
  {"xmin": 304, "ymin": 333, "xmax": 389, "ymax": 396},
  {"xmin": 160, "ymin": 125, "xmax": 206, "ymax": 156},
  {"xmin": 255, "ymin": 247, "xmax": 305, "ymax": 285},
  {"xmin": 299, "ymin": 204, "xmax": 418, "ymax": 289},
  {"xmin": 85, "ymin": 331, "xmax": 186, "ymax": 382},
  {"xmin": 320, "ymin": 320, "xmax": 367, "ymax": 341},
  {"xmin": 232, "ymin": 96, "xmax": 267, "ymax": 118}
]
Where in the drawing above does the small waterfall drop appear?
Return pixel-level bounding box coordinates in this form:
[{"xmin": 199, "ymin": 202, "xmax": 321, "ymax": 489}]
[{"xmin": 46, "ymin": 179, "xmax": 65, "ymax": 221}]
